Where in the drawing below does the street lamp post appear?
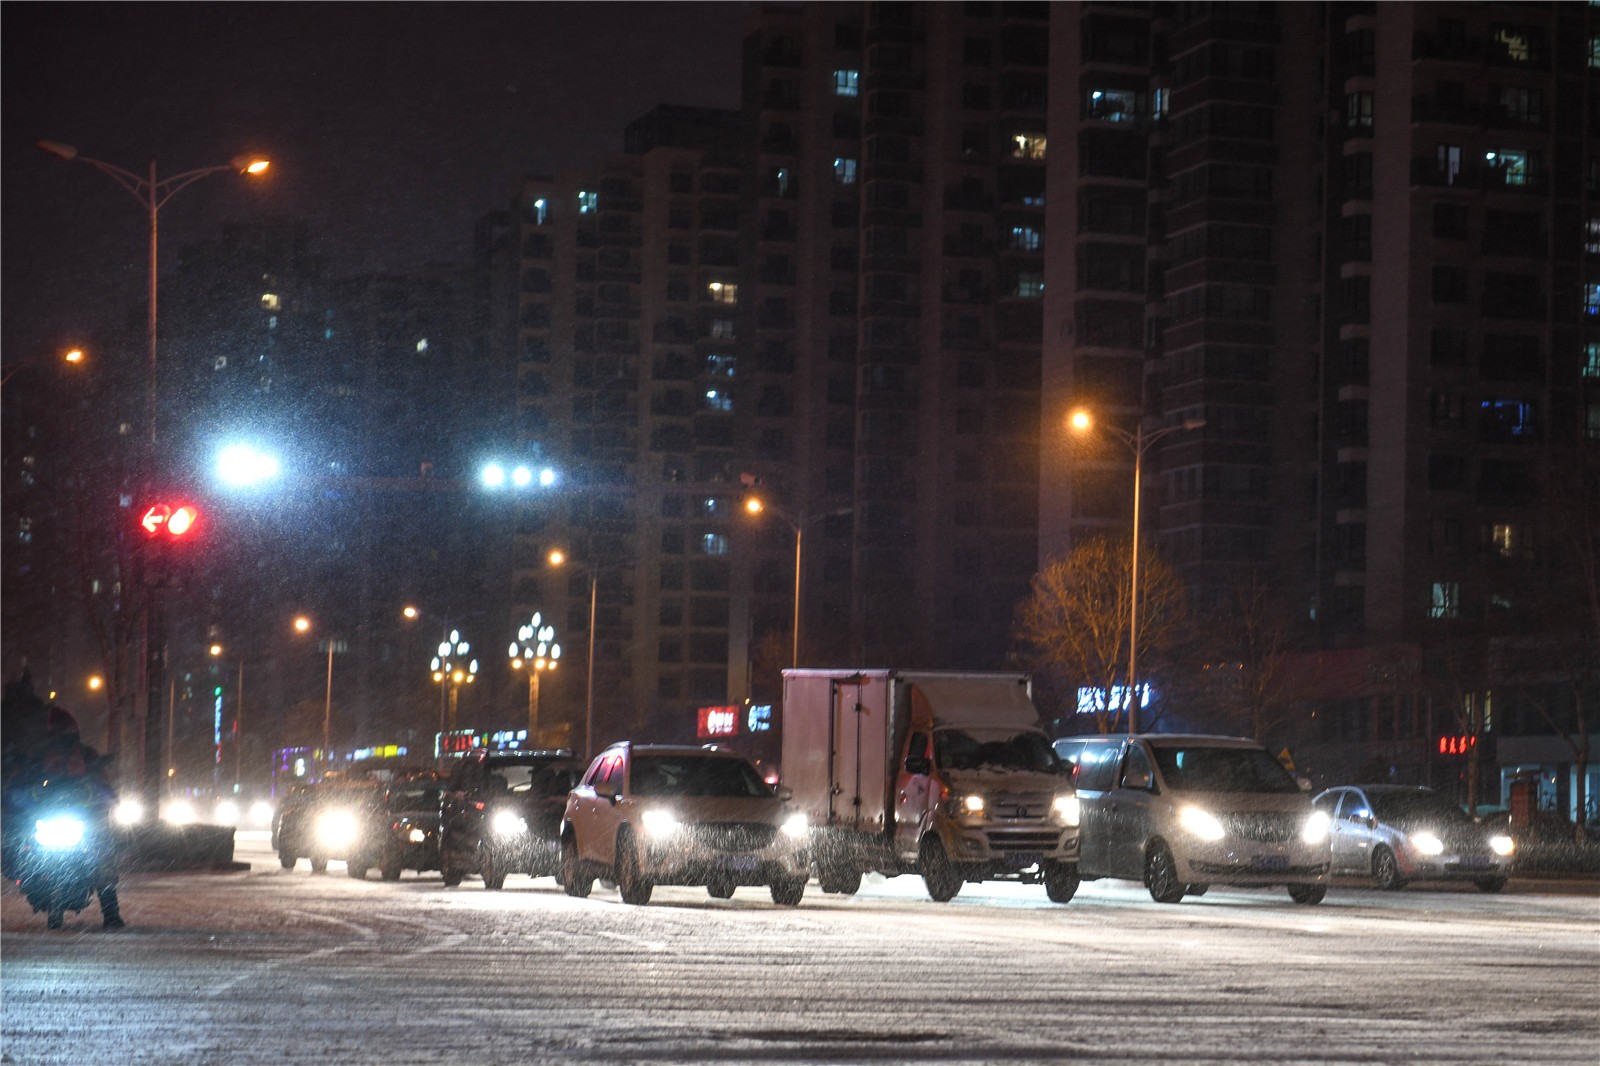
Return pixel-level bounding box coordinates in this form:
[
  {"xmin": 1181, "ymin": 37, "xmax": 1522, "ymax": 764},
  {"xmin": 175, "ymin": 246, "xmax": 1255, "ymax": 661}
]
[
  {"xmin": 1068, "ymin": 408, "xmax": 1205, "ymax": 734},
  {"xmin": 509, "ymin": 613, "xmax": 560, "ymax": 746},
  {"xmin": 293, "ymin": 616, "xmax": 342, "ymax": 771},
  {"xmin": 0, "ymin": 346, "xmax": 86, "ymax": 389},
  {"xmin": 430, "ymin": 629, "xmax": 478, "ymax": 747},
  {"xmin": 209, "ymin": 644, "xmax": 245, "ymax": 790},
  {"xmin": 547, "ymin": 551, "xmax": 598, "ymax": 761},
  {"xmin": 742, "ymin": 498, "xmax": 852, "ymax": 668},
  {"xmin": 38, "ymin": 140, "xmax": 268, "ymax": 806}
]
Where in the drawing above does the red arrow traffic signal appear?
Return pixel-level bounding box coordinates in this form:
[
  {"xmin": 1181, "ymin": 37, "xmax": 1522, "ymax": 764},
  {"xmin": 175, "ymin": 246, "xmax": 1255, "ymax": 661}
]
[{"xmin": 140, "ymin": 503, "xmax": 199, "ymax": 538}]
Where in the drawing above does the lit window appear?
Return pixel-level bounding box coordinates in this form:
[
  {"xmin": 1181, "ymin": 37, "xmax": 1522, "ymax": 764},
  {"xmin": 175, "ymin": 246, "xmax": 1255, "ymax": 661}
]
[
  {"xmin": 1485, "ymin": 150, "xmax": 1528, "ymax": 187},
  {"xmin": 268, "ymin": 315, "xmax": 277, "ymax": 330},
  {"xmin": 699, "ymin": 498, "xmax": 725, "ymax": 516},
  {"xmin": 833, "ymin": 69, "xmax": 860, "ymax": 97},
  {"xmin": 530, "ymin": 197, "xmax": 548, "ymax": 225},
  {"xmin": 707, "ymin": 281, "xmax": 738, "ymax": 305},
  {"xmin": 700, "ymin": 533, "xmax": 730, "ymax": 555},
  {"xmin": 1346, "ymin": 91, "xmax": 1374, "ymax": 129},
  {"xmin": 1586, "ymin": 283, "xmax": 1600, "ymax": 316},
  {"xmin": 834, "ymin": 157, "xmax": 858, "ymax": 185},
  {"xmin": 1011, "ymin": 133, "xmax": 1047, "ymax": 160},
  {"xmin": 703, "ymin": 389, "xmax": 733, "ymax": 412},
  {"xmin": 578, "ymin": 190, "xmax": 598, "ymax": 214},
  {"xmin": 1010, "ymin": 226, "xmax": 1041, "ymax": 251},
  {"xmin": 416, "ymin": 339, "xmax": 429, "ymax": 353},
  {"xmin": 1494, "ymin": 27, "xmax": 1530, "ymax": 62},
  {"xmin": 1591, "ymin": 35, "xmax": 1600, "ymax": 68},
  {"xmin": 711, "ymin": 319, "xmax": 735, "ymax": 339},
  {"xmin": 1588, "ymin": 403, "xmax": 1600, "ymax": 442},
  {"xmin": 1086, "ymin": 89, "xmax": 1142, "ymax": 124},
  {"xmin": 1153, "ymin": 88, "xmax": 1169, "ymax": 119},
  {"xmin": 1585, "ymin": 343, "xmax": 1600, "ymax": 378},
  {"xmin": 1491, "ymin": 524, "xmax": 1517, "ymax": 557},
  {"xmin": 1587, "ymin": 219, "xmax": 1600, "ymax": 255},
  {"xmin": 705, "ymin": 353, "xmax": 736, "ymax": 378},
  {"xmin": 1436, "ymin": 144, "xmax": 1462, "ymax": 185},
  {"xmin": 261, "ymin": 293, "xmax": 281, "ymax": 312},
  {"xmin": 1429, "ymin": 581, "xmax": 1461, "ymax": 619},
  {"xmin": 1015, "ymin": 272, "xmax": 1044, "ymax": 298}
]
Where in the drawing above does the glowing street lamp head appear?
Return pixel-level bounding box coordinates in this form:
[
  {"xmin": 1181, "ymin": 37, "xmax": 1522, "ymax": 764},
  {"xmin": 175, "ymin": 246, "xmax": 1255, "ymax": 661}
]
[
  {"xmin": 744, "ymin": 497, "xmax": 765, "ymax": 515},
  {"xmin": 1068, "ymin": 409, "xmax": 1094, "ymax": 433},
  {"xmin": 233, "ymin": 156, "xmax": 271, "ymax": 175},
  {"xmin": 403, "ymin": 606, "xmax": 419, "ymax": 620},
  {"xmin": 88, "ymin": 675, "xmax": 104, "ymax": 691},
  {"xmin": 294, "ymin": 616, "xmax": 311, "ymax": 634},
  {"xmin": 511, "ymin": 465, "xmax": 533, "ymax": 488},
  {"xmin": 480, "ymin": 463, "xmax": 506, "ymax": 489},
  {"xmin": 548, "ymin": 549, "xmax": 566, "ymax": 567},
  {"xmin": 64, "ymin": 348, "xmax": 85, "ymax": 366},
  {"xmin": 210, "ymin": 644, "xmax": 224, "ymax": 657}
]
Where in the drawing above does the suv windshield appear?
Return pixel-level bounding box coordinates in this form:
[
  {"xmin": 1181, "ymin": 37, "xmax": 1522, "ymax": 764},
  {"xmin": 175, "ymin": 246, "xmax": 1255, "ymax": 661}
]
[
  {"xmin": 1369, "ymin": 791, "xmax": 1470, "ymax": 824},
  {"xmin": 488, "ymin": 762, "xmax": 578, "ymax": 796},
  {"xmin": 389, "ymin": 785, "xmax": 440, "ymax": 811},
  {"xmin": 935, "ymin": 730, "xmax": 1060, "ymax": 773},
  {"xmin": 630, "ymin": 755, "xmax": 771, "ymax": 798},
  {"xmin": 1149, "ymin": 745, "xmax": 1300, "ymax": 794}
]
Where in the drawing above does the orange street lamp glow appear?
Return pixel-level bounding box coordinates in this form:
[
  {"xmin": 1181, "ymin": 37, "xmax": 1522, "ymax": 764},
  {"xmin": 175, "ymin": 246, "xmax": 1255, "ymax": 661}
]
[
  {"xmin": 64, "ymin": 348, "xmax": 85, "ymax": 365},
  {"xmin": 293, "ymin": 616, "xmax": 311, "ymax": 634},
  {"xmin": 234, "ymin": 156, "xmax": 271, "ymax": 175},
  {"xmin": 88, "ymin": 675, "xmax": 104, "ymax": 691},
  {"xmin": 1068, "ymin": 408, "xmax": 1093, "ymax": 433},
  {"xmin": 209, "ymin": 644, "xmax": 224, "ymax": 657},
  {"xmin": 403, "ymin": 605, "xmax": 420, "ymax": 620},
  {"xmin": 744, "ymin": 497, "xmax": 765, "ymax": 515},
  {"xmin": 547, "ymin": 549, "xmax": 566, "ymax": 566}
]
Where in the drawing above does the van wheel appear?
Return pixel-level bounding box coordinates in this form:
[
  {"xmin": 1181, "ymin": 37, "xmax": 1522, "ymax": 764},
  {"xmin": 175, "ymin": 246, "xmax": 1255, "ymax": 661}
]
[
  {"xmin": 1288, "ymin": 883, "xmax": 1327, "ymax": 905},
  {"xmin": 770, "ymin": 876, "xmax": 806, "ymax": 906},
  {"xmin": 706, "ymin": 874, "xmax": 736, "ymax": 899},
  {"xmin": 818, "ymin": 862, "xmax": 861, "ymax": 896},
  {"xmin": 1371, "ymin": 846, "xmax": 1405, "ymax": 890},
  {"xmin": 1044, "ymin": 861, "xmax": 1079, "ymax": 904},
  {"xmin": 380, "ymin": 859, "xmax": 403, "ymax": 882},
  {"xmin": 919, "ymin": 838, "xmax": 962, "ymax": 902},
  {"xmin": 440, "ymin": 864, "xmax": 465, "ymax": 887},
  {"xmin": 346, "ymin": 863, "xmax": 368, "ymax": 880},
  {"xmin": 1144, "ymin": 842, "xmax": 1185, "ymax": 903},
  {"xmin": 278, "ymin": 849, "xmax": 296, "ymax": 870},
  {"xmin": 616, "ymin": 833, "xmax": 653, "ymax": 905},
  {"xmin": 309, "ymin": 855, "xmax": 328, "ymax": 874},
  {"xmin": 561, "ymin": 835, "xmax": 593, "ymax": 898}
]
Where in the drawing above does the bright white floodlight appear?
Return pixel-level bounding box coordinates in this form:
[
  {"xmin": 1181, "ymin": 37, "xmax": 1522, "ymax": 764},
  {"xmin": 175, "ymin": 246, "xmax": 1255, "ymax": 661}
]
[
  {"xmin": 216, "ymin": 443, "xmax": 282, "ymax": 487},
  {"xmin": 511, "ymin": 465, "xmax": 533, "ymax": 488},
  {"xmin": 480, "ymin": 463, "xmax": 507, "ymax": 488}
]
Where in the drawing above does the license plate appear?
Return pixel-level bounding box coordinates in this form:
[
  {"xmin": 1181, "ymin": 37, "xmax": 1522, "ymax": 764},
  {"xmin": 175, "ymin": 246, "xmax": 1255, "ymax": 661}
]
[
  {"xmin": 1007, "ymin": 852, "xmax": 1042, "ymax": 868},
  {"xmin": 1251, "ymin": 855, "xmax": 1290, "ymax": 872},
  {"xmin": 724, "ymin": 856, "xmax": 758, "ymax": 873},
  {"xmin": 1458, "ymin": 857, "xmax": 1490, "ymax": 870}
]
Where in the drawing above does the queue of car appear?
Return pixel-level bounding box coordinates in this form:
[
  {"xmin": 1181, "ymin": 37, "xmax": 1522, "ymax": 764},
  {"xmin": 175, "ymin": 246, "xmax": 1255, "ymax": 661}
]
[{"xmin": 259, "ymin": 732, "xmax": 1540, "ymax": 907}]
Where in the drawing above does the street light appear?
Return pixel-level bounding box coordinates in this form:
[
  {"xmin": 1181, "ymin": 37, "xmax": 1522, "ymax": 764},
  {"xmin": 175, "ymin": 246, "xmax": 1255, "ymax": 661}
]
[
  {"xmin": 509, "ymin": 613, "xmax": 560, "ymax": 745},
  {"xmin": 209, "ymin": 643, "xmax": 245, "ymax": 789},
  {"xmin": 547, "ymin": 550, "xmax": 598, "ymax": 761},
  {"xmin": 743, "ymin": 497, "xmax": 853, "ymax": 668},
  {"xmin": 1067, "ymin": 407, "xmax": 1205, "ymax": 734},
  {"xmin": 429, "ymin": 629, "xmax": 478, "ymax": 743},
  {"xmin": 292, "ymin": 616, "xmax": 341, "ymax": 770},
  {"xmin": 39, "ymin": 139, "xmax": 268, "ymax": 805},
  {"xmin": 0, "ymin": 345, "xmax": 87, "ymax": 389}
]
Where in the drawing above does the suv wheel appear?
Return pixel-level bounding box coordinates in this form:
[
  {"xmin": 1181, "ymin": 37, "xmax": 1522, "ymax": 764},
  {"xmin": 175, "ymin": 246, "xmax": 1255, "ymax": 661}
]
[
  {"xmin": 616, "ymin": 833, "xmax": 653, "ymax": 906},
  {"xmin": 706, "ymin": 873, "xmax": 736, "ymax": 899},
  {"xmin": 561, "ymin": 835, "xmax": 593, "ymax": 898},
  {"xmin": 769, "ymin": 876, "xmax": 805, "ymax": 907},
  {"xmin": 278, "ymin": 849, "xmax": 296, "ymax": 870},
  {"xmin": 919, "ymin": 837, "xmax": 962, "ymax": 903},
  {"xmin": 480, "ymin": 846, "xmax": 507, "ymax": 891},
  {"xmin": 309, "ymin": 855, "xmax": 328, "ymax": 874},
  {"xmin": 1144, "ymin": 841, "xmax": 1185, "ymax": 903},
  {"xmin": 379, "ymin": 858, "xmax": 403, "ymax": 882},
  {"xmin": 817, "ymin": 861, "xmax": 862, "ymax": 896},
  {"xmin": 440, "ymin": 863, "xmax": 465, "ymax": 887}
]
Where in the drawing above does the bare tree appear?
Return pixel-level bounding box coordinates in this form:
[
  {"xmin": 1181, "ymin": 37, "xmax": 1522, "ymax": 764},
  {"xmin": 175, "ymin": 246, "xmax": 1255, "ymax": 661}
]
[
  {"xmin": 1013, "ymin": 536, "xmax": 1188, "ymax": 734},
  {"xmin": 1186, "ymin": 572, "xmax": 1301, "ymax": 743}
]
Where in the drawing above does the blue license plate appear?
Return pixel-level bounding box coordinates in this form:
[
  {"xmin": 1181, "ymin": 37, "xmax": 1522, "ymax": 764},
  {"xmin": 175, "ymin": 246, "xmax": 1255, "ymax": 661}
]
[
  {"xmin": 1458, "ymin": 857, "xmax": 1490, "ymax": 870},
  {"xmin": 1007, "ymin": 852, "xmax": 1042, "ymax": 868},
  {"xmin": 725, "ymin": 855, "xmax": 758, "ymax": 873},
  {"xmin": 1251, "ymin": 855, "xmax": 1290, "ymax": 872}
]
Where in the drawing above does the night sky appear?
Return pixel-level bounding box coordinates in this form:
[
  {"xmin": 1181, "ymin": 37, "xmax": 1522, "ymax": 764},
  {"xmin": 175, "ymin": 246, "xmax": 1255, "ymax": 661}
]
[{"xmin": 2, "ymin": 2, "xmax": 752, "ymax": 360}]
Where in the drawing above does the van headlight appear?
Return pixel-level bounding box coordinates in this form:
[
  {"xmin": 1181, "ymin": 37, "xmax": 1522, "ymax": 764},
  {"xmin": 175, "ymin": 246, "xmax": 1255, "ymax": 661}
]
[
  {"xmin": 1179, "ymin": 805, "xmax": 1226, "ymax": 842},
  {"xmin": 1302, "ymin": 810, "xmax": 1331, "ymax": 845},
  {"xmin": 780, "ymin": 812, "xmax": 808, "ymax": 839},
  {"xmin": 1489, "ymin": 834, "xmax": 1515, "ymax": 857},
  {"xmin": 315, "ymin": 809, "xmax": 360, "ymax": 849},
  {"xmin": 1052, "ymin": 794, "xmax": 1081, "ymax": 827},
  {"xmin": 34, "ymin": 814, "xmax": 86, "ymax": 850},
  {"xmin": 641, "ymin": 809, "xmax": 681, "ymax": 838},
  {"xmin": 1412, "ymin": 831, "xmax": 1444, "ymax": 856},
  {"xmin": 490, "ymin": 810, "xmax": 528, "ymax": 837}
]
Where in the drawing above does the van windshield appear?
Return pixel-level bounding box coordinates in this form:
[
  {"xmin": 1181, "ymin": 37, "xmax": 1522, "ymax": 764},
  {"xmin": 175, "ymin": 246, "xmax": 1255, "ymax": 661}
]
[
  {"xmin": 935, "ymin": 730, "xmax": 1060, "ymax": 774},
  {"xmin": 1148, "ymin": 744, "xmax": 1299, "ymax": 794}
]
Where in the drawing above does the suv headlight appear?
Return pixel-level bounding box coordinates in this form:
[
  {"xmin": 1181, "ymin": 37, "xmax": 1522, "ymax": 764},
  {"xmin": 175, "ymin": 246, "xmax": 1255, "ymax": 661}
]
[
  {"xmin": 1179, "ymin": 805, "xmax": 1226, "ymax": 842},
  {"xmin": 641, "ymin": 809, "xmax": 680, "ymax": 838},
  {"xmin": 1302, "ymin": 810, "xmax": 1331, "ymax": 845},
  {"xmin": 113, "ymin": 798, "xmax": 144, "ymax": 827},
  {"xmin": 1052, "ymin": 794, "xmax": 1081, "ymax": 827},
  {"xmin": 315, "ymin": 809, "xmax": 360, "ymax": 849},
  {"xmin": 1412, "ymin": 831, "xmax": 1444, "ymax": 856},
  {"xmin": 34, "ymin": 814, "xmax": 86, "ymax": 850},
  {"xmin": 1489, "ymin": 834, "xmax": 1515, "ymax": 857},
  {"xmin": 780, "ymin": 812, "xmax": 808, "ymax": 839},
  {"xmin": 491, "ymin": 809, "xmax": 528, "ymax": 837}
]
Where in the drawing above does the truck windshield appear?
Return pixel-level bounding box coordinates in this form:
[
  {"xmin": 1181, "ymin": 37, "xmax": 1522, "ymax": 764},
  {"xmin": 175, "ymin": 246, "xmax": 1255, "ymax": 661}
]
[
  {"xmin": 934, "ymin": 730, "xmax": 1060, "ymax": 774},
  {"xmin": 631, "ymin": 755, "xmax": 772, "ymax": 798},
  {"xmin": 1148, "ymin": 745, "xmax": 1300, "ymax": 794}
]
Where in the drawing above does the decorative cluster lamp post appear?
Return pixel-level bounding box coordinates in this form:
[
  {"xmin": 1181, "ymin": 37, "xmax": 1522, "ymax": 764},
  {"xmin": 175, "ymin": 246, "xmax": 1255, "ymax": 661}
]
[{"xmin": 509, "ymin": 613, "xmax": 560, "ymax": 747}]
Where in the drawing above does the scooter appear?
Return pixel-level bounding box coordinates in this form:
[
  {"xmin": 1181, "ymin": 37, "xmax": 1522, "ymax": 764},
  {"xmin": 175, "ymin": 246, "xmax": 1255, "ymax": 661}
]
[{"xmin": 14, "ymin": 781, "xmax": 114, "ymax": 929}]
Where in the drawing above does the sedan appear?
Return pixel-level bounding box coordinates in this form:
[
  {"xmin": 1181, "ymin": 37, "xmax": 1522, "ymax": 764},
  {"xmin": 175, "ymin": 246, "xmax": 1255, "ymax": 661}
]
[{"xmin": 1313, "ymin": 785, "xmax": 1514, "ymax": 892}]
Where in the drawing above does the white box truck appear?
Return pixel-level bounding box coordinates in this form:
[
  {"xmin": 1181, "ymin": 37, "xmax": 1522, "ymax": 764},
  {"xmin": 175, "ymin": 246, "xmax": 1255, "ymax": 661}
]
[{"xmin": 780, "ymin": 668, "xmax": 1080, "ymax": 903}]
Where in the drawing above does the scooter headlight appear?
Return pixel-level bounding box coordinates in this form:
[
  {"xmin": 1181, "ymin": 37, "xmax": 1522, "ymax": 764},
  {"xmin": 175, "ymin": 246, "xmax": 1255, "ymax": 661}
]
[
  {"xmin": 34, "ymin": 814, "xmax": 86, "ymax": 850},
  {"xmin": 1052, "ymin": 794, "xmax": 1081, "ymax": 827},
  {"xmin": 1302, "ymin": 810, "xmax": 1332, "ymax": 845},
  {"xmin": 1179, "ymin": 805, "xmax": 1226, "ymax": 842},
  {"xmin": 491, "ymin": 809, "xmax": 528, "ymax": 837}
]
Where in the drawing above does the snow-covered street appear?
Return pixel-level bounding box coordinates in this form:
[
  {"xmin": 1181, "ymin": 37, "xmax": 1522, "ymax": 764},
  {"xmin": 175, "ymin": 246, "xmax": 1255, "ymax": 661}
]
[{"xmin": 4, "ymin": 832, "xmax": 1596, "ymax": 1064}]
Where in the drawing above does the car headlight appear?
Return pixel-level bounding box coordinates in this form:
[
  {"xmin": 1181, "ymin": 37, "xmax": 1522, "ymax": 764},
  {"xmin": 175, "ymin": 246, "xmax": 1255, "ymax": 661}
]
[
  {"xmin": 1412, "ymin": 831, "xmax": 1444, "ymax": 856},
  {"xmin": 113, "ymin": 798, "xmax": 144, "ymax": 827},
  {"xmin": 1179, "ymin": 805, "xmax": 1226, "ymax": 842},
  {"xmin": 641, "ymin": 809, "xmax": 681, "ymax": 838},
  {"xmin": 214, "ymin": 800, "xmax": 241, "ymax": 826},
  {"xmin": 1053, "ymin": 794, "xmax": 1081, "ymax": 827},
  {"xmin": 34, "ymin": 814, "xmax": 86, "ymax": 850},
  {"xmin": 1489, "ymin": 834, "xmax": 1515, "ymax": 857},
  {"xmin": 408, "ymin": 827, "xmax": 428, "ymax": 844},
  {"xmin": 315, "ymin": 809, "xmax": 360, "ymax": 849},
  {"xmin": 490, "ymin": 809, "xmax": 528, "ymax": 837},
  {"xmin": 164, "ymin": 799, "xmax": 197, "ymax": 826},
  {"xmin": 780, "ymin": 812, "xmax": 808, "ymax": 839},
  {"xmin": 1301, "ymin": 810, "xmax": 1331, "ymax": 845}
]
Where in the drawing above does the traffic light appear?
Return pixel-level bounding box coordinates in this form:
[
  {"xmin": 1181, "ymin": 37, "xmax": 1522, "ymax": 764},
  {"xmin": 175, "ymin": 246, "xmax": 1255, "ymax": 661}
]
[
  {"xmin": 139, "ymin": 501, "xmax": 200, "ymax": 588},
  {"xmin": 139, "ymin": 502, "xmax": 199, "ymax": 539}
]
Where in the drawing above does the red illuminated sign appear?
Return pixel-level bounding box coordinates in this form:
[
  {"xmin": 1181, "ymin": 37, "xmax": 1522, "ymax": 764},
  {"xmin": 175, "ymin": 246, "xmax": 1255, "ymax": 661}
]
[
  {"xmin": 697, "ymin": 705, "xmax": 738, "ymax": 739},
  {"xmin": 1438, "ymin": 735, "xmax": 1477, "ymax": 755}
]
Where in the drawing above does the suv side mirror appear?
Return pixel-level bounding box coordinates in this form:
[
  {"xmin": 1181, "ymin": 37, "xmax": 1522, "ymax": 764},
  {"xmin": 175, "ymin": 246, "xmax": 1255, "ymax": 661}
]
[{"xmin": 904, "ymin": 754, "xmax": 932, "ymax": 776}]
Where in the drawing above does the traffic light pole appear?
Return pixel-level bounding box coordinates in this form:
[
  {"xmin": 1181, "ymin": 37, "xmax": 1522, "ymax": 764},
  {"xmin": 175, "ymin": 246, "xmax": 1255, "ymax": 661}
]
[{"xmin": 142, "ymin": 591, "xmax": 166, "ymax": 815}]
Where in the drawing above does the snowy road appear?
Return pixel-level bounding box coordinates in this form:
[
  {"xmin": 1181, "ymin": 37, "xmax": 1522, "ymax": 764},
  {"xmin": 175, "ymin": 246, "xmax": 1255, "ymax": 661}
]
[{"xmin": 3, "ymin": 832, "xmax": 1596, "ymax": 1064}]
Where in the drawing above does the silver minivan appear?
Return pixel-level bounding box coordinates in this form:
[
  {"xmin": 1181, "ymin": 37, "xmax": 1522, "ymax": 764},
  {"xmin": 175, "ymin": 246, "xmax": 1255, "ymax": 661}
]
[{"xmin": 1053, "ymin": 734, "xmax": 1331, "ymax": 904}]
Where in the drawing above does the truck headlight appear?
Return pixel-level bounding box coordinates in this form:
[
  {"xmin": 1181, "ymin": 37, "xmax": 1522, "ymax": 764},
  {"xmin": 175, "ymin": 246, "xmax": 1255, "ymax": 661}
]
[
  {"xmin": 962, "ymin": 795, "xmax": 985, "ymax": 814},
  {"xmin": 641, "ymin": 809, "xmax": 680, "ymax": 838},
  {"xmin": 34, "ymin": 814, "xmax": 86, "ymax": 850},
  {"xmin": 1052, "ymin": 794, "xmax": 1081, "ymax": 827},
  {"xmin": 780, "ymin": 812, "xmax": 808, "ymax": 839},
  {"xmin": 1179, "ymin": 805, "xmax": 1226, "ymax": 842},
  {"xmin": 491, "ymin": 810, "xmax": 528, "ymax": 837},
  {"xmin": 408, "ymin": 827, "xmax": 428, "ymax": 844},
  {"xmin": 1302, "ymin": 810, "xmax": 1331, "ymax": 845},
  {"xmin": 1412, "ymin": 831, "xmax": 1444, "ymax": 856},
  {"xmin": 1489, "ymin": 834, "xmax": 1515, "ymax": 857},
  {"xmin": 315, "ymin": 809, "xmax": 360, "ymax": 849}
]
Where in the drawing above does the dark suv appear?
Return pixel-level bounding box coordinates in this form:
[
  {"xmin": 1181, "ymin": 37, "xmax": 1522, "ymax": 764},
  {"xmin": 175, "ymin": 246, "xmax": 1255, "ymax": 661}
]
[
  {"xmin": 439, "ymin": 749, "xmax": 582, "ymax": 889},
  {"xmin": 274, "ymin": 778, "xmax": 382, "ymax": 873},
  {"xmin": 347, "ymin": 775, "xmax": 444, "ymax": 881}
]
